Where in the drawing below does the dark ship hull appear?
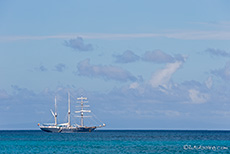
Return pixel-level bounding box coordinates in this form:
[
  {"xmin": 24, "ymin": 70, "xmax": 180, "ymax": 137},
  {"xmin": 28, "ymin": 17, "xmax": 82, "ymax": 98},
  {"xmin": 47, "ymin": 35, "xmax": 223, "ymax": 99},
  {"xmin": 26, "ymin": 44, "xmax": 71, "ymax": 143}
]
[{"xmin": 40, "ymin": 126, "xmax": 96, "ymax": 133}]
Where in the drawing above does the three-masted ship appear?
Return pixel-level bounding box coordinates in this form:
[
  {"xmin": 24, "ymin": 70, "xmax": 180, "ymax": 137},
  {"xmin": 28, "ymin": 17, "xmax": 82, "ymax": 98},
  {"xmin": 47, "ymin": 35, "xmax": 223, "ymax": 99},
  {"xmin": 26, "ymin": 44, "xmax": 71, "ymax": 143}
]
[{"xmin": 38, "ymin": 93, "xmax": 105, "ymax": 133}]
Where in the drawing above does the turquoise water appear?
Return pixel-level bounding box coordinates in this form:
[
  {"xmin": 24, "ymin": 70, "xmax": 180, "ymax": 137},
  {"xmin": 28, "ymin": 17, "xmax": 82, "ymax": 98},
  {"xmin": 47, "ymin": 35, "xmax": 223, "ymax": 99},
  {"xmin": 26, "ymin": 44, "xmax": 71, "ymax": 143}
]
[{"xmin": 1, "ymin": 130, "xmax": 230, "ymax": 153}]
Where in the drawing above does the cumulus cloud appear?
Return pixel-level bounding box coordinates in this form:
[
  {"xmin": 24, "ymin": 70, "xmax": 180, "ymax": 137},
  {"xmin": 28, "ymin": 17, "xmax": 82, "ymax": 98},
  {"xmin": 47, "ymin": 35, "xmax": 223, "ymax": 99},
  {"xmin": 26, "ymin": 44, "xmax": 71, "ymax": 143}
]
[
  {"xmin": 114, "ymin": 50, "xmax": 140, "ymax": 63},
  {"xmin": 149, "ymin": 61, "xmax": 183, "ymax": 88},
  {"xmin": 205, "ymin": 48, "xmax": 230, "ymax": 57},
  {"xmin": 77, "ymin": 59, "xmax": 137, "ymax": 82},
  {"xmin": 142, "ymin": 50, "xmax": 174, "ymax": 63},
  {"xmin": 212, "ymin": 62, "xmax": 230, "ymax": 81},
  {"xmin": 54, "ymin": 63, "xmax": 66, "ymax": 72},
  {"xmin": 188, "ymin": 89, "xmax": 209, "ymax": 104},
  {"xmin": 142, "ymin": 50, "xmax": 186, "ymax": 63},
  {"xmin": 64, "ymin": 37, "xmax": 93, "ymax": 51}
]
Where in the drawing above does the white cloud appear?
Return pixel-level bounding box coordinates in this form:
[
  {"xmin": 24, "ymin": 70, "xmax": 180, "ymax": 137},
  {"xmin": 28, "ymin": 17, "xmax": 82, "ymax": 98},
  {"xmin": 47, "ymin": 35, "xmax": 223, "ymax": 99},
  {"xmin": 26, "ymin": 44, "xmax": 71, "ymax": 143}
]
[
  {"xmin": 149, "ymin": 61, "xmax": 183, "ymax": 88},
  {"xmin": 188, "ymin": 89, "xmax": 209, "ymax": 104},
  {"xmin": 205, "ymin": 77, "xmax": 213, "ymax": 89},
  {"xmin": 2, "ymin": 31, "xmax": 230, "ymax": 42}
]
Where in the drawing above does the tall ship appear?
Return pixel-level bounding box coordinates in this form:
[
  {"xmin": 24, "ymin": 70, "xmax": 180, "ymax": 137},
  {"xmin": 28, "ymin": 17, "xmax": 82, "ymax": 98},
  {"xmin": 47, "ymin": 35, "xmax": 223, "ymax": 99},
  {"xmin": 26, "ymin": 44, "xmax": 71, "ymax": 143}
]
[{"xmin": 38, "ymin": 93, "xmax": 105, "ymax": 133}]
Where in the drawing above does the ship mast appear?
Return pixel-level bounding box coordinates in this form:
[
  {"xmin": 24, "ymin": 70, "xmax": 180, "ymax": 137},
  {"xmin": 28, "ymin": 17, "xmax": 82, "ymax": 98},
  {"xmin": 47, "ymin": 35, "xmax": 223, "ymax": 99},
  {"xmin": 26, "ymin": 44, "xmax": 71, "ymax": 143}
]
[
  {"xmin": 75, "ymin": 96, "xmax": 91, "ymax": 127},
  {"xmin": 67, "ymin": 92, "xmax": 71, "ymax": 127},
  {"xmin": 54, "ymin": 96, "xmax": 57, "ymax": 125},
  {"xmin": 80, "ymin": 96, "xmax": 85, "ymax": 126},
  {"xmin": 50, "ymin": 96, "xmax": 58, "ymax": 126}
]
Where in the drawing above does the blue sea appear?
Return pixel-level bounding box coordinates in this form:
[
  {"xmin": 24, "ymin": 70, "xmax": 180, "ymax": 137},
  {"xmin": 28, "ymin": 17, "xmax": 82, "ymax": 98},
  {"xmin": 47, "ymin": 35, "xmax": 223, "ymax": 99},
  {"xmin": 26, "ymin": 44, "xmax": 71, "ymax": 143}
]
[{"xmin": 1, "ymin": 130, "xmax": 230, "ymax": 153}]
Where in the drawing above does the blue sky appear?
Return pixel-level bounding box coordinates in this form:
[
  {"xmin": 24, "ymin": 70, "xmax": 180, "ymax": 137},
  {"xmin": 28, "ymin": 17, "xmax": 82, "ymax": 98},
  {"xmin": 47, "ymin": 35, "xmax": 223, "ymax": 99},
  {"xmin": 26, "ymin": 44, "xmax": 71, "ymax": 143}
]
[{"xmin": 1, "ymin": 0, "xmax": 230, "ymax": 129}]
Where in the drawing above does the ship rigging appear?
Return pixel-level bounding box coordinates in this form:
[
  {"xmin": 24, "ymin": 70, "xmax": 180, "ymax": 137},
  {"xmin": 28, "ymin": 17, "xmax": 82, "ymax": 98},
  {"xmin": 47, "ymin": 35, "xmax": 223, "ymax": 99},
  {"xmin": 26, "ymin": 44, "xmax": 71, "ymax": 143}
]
[{"xmin": 38, "ymin": 93, "xmax": 105, "ymax": 133}]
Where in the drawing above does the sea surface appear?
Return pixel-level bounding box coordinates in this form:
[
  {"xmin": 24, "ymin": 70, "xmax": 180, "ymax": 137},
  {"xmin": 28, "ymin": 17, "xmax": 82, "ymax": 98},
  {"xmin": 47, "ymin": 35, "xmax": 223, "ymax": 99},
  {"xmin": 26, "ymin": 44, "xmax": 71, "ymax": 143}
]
[{"xmin": 1, "ymin": 130, "xmax": 230, "ymax": 153}]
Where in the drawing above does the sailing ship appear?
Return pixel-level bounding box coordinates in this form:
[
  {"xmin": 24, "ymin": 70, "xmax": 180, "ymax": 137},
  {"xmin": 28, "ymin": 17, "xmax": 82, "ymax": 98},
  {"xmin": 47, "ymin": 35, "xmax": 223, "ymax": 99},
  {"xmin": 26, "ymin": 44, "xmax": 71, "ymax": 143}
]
[{"xmin": 38, "ymin": 93, "xmax": 105, "ymax": 133}]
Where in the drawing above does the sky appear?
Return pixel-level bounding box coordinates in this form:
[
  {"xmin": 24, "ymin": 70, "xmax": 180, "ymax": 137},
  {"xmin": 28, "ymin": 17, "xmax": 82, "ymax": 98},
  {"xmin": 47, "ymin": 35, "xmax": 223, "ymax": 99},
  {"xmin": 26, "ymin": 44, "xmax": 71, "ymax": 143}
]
[{"xmin": 1, "ymin": 0, "xmax": 230, "ymax": 130}]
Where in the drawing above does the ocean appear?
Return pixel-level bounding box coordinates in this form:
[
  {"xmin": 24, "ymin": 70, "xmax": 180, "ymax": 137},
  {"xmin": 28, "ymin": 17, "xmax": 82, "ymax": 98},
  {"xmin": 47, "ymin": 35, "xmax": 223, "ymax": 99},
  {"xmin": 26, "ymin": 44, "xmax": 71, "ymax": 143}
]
[{"xmin": 1, "ymin": 130, "xmax": 230, "ymax": 153}]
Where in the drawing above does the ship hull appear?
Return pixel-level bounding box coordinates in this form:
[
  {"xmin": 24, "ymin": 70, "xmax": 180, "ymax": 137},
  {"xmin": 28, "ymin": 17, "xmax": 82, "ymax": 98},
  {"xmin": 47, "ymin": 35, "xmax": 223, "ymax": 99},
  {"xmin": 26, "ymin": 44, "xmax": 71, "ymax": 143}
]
[{"xmin": 40, "ymin": 126, "xmax": 96, "ymax": 133}]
